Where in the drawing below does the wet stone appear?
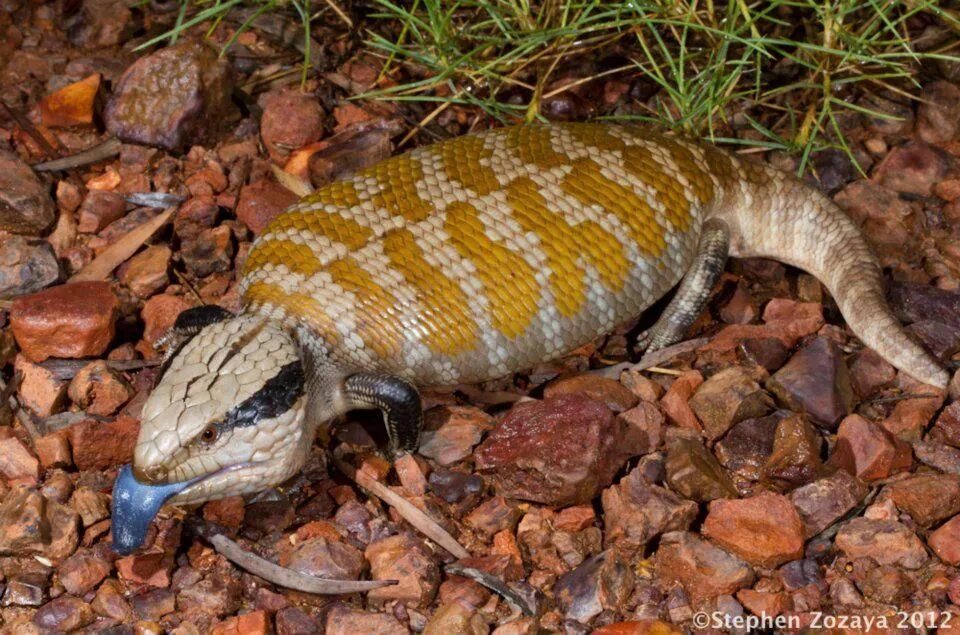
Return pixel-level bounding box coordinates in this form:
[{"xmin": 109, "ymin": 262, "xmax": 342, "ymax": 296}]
[
  {"xmin": 555, "ymin": 551, "xmax": 634, "ymax": 624},
  {"xmin": 419, "ymin": 405, "xmax": 494, "ymax": 467},
  {"xmin": 702, "ymin": 492, "xmax": 805, "ymax": 568},
  {"xmin": 0, "ymin": 236, "xmax": 59, "ymax": 298},
  {"xmin": 768, "ymin": 336, "xmax": 853, "ymax": 430},
  {"xmin": 427, "ymin": 468, "xmax": 483, "ymax": 504},
  {"xmin": 665, "ymin": 436, "xmax": 737, "ymax": 502},
  {"xmin": 654, "ymin": 531, "xmax": 754, "ymax": 602},
  {"xmin": 714, "ymin": 412, "xmax": 786, "ymax": 481},
  {"xmin": 688, "ymin": 367, "xmax": 773, "ymax": 441},
  {"xmin": 0, "ymin": 149, "xmax": 56, "ymax": 235},
  {"xmin": 788, "ymin": 470, "xmax": 868, "ymax": 538}
]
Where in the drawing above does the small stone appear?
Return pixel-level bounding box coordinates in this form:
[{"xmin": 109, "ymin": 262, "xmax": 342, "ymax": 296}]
[
  {"xmin": 276, "ymin": 607, "xmax": 318, "ymax": 635},
  {"xmin": 70, "ymin": 486, "xmax": 110, "ymax": 526},
  {"xmin": 736, "ymin": 589, "xmax": 792, "ymax": 618},
  {"xmin": 141, "ymin": 294, "xmax": 195, "ymax": 349},
  {"xmin": 34, "ymin": 433, "xmax": 71, "ymax": 470},
  {"xmin": 11, "ymin": 281, "xmax": 118, "ymax": 362},
  {"xmin": 665, "ymin": 436, "xmax": 737, "ymax": 502},
  {"xmin": 602, "ymin": 465, "xmax": 697, "ymax": 560},
  {"xmin": 860, "ymin": 565, "xmax": 913, "ymax": 604},
  {"xmin": 211, "ymin": 610, "xmax": 270, "ymax": 635},
  {"xmin": 762, "ymin": 413, "xmax": 823, "ymax": 487},
  {"xmin": 884, "ymin": 473, "xmax": 960, "ymax": 527},
  {"xmin": 33, "ymin": 595, "xmax": 94, "ymax": 631},
  {"xmin": 394, "ymin": 454, "xmax": 428, "ymax": 497},
  {"xmin": 0, "ymin": 149, "xmax": 56, "ymax": 235},
  {"xmin": 419, "ymin": 405, "xmax": 494, "ymax": 466},
  {"xmin": 366, "ymin": 533, "xmax": 440, "ymax": 608},
  {"xmin": 659, "ymin": 371, "xmax": 703, "ymax": 431},
  {"xmin": 259, "ymin": 87, "xmax": 325, "ymax": 163},
  {"xmin": 475, "ymin": 395, "xmax": 637, "ymax": 506},
  {"xmin": 789, "ymin": 470, "xmax": 868, "ymax": 538},
  {"xmin": 913, "ymin": 439, "xmax": 960, "ymax": 474},
  {"xmin": 176, "ymin": 573, "xmax": 241, "ymax": 618},
  {"xmin": 887, "ymin": 281, "xmax": 960, "ymax": 330},
  {"xmin": 702, "ymin": 492, "xmax": 805, "ymax": 568},
  {"xmin": 849, "ymin": 349, "xmax": 896, "ymax": 399},
  {"xmin": 828, "ymin": 414, "xmax": 911, "ymax": 481},
  {"xmin": 117, "ymin": 551, "xmax": 174, "ymax": 588},
  {"xmin": 688, "ymin": 367, "xmax": 773, "ymax": 440},
  {"xmin": 68, "ymin": 415, "xmax": 139, "ymax": 470},
  {"xmin": 928, "ymin": 514, "xmax": 960, "ymax": 565},
  {"xmin": 77, "ymin": 190, "xmax": 126, "ymax": 233},
  {"xmin": 834, "ymin": 517, "xmax": 927, "ymax": 569},
  {"xmin": 119, "ymin": 245, "xmax": 171, "ymax": 298},
  {"xmin": 181, "ymin": 225, "xmax": 233, "ymax": 278},
  {"xmin": 0, "ymin": 236, "xmax": 59, "ymax": 298},
  {"xmin": 720, "ymin": 282, "xmax": 758, "ymax": 324},
  {"xmin": 325, "ymin": 604, "xmax": 408, "ymax": 635},
  {"xmin": 655, "ymin": 531, "xmax": 754, "ymax": 601},
  {"xmin": 556, "ymin": 505, "xmax": 596, "ymax": 532},
  {"xmin": 618, "ymin": 402, "xmax": 664, "ymax": 455},
  {"xmin": 132, "ymin": 588, "xmax": 176, "ymax": 620},
  {"xmin": 768, "ymin": 336, "xmax": 853, "ymax": 429},
  {"xmin": 235, "ymin": 179, "xmax": 299, "ymax": 235},
  {"xmin": 92, "ymin": 579, "xmax": 134, "ymax": 622},
  {"xmin": 0, "ymin": 436, "xmax": 39, "ymax": 485},
  {"xmin": 428, "ymin": 467, "xmax": 483, "ymax": 505},
  {"xmin": 68, "ymin": 360, "xmax": 134, "ymax": 416},
  {"xmin": 545, "ymin": 373, "xmax": 639, "ymax": 413},
  {"xmin": 738, "ymin": 337, "xmax": 790, "ymax": 372},
  {"xmin": 0, "ymin": 486, "xmax": 79, "ymax": 561},
  {"xmin": 916, "ymin": 80, "xmax": 960, "ymax": 144},
  {"xmin": 280, "ymin": 537, "xmax": 365, "ymax": 581},
  {"xmin": 714, "ymin": 412, "xmax": 785, "ymax": 481},
  {"xmin": 465, "ymin": 496, "xmax": 521, "ymax": 536},
  {"xmin": 875, "ymin": 140, "xmax": 954, "ymax": 197},
  {"xmin": 14, "ymin": 355, "xmax": 67, "ymax": 417},
  {"xmin": 202, "ymin": 496, "xmax": 246, "ymax": 529},
  {"xmin": 66, "ymin": 0, "xmax": 134, "ymax": 48},
  {"xmin": 881, "ymin": 386, "xmax": 945, "ymax": 440},
  {"xmin": 422, "ymin": 602, "xmax": 487, "ymax": 635},
  {"xmin": 58, "ymin": 549, "xmax": 111, "ymax": 595},
  {"xmin": 105, "ymin": 39, "xmax": 235, "ymax": 151},
  {"xmin": 555, "ymin": 551, "xmax": 634, "ymax": 623}
]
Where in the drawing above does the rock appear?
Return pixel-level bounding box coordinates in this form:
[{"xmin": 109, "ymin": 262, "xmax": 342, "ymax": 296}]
[
  {"xmin": 0, "ymin": 436, "xmax": 39, "ymax": 485},
  {"xmin": 211, "ymin": 610, "xmax": 270, "ymax": 635},
  {"xmin": 235, "ymin": 179, "xmax": 299, "ymax": 235},
  {"xmin": 38, "ymin": 73, "xmax": 102, "ymax": 128},
  {"xmin": 67, "ymin": 360, "xmax": 134, "ymax": 416},
  {"xmin": 141, "ymin": 294, "xmax": 195, "ymax": 349},
  {"xmin": 394, "ymin": 454, "xmax": 427, "ymax": 497},
  {"xmin": 884, "ymin": 473, "xmax": 960, "ymax": 527},
  {"xmin": 545, "ymin": 374, "xmax": 639, "ymax": 413},
  {"xmin": 2, "ymin": 574, "xmax": 47, "ymax": 606},
  {"xmin": 276, "ymin": 607, "xmax": 319, "ymax": 635},
  {"xmin": 422, "ymin": 603, "xmax": 487, "ymax": 635},
  {"xmin": 59, "ymin": 549, "xmax": 111, "ymax": 595},
  {"xmin": 928, "ymin": 514, "xmax": 960, "ymax": 565},
  {"xmin": 688, "ymin": 367, "xmax": 773, "ymax": 440},
  {"xmin": 181, "ymin": 225, "xmax": 234, "ymax": 277},
  {"xmin": 768, "ymin": 336, "xmax": 853, "ymax": 429},
  {"xmin": 259, "ymin": 87, "xmax": 325, "ymax": 163},
  {"xmin": 325, "ymin": 604, "xmax": 408, "ymax": 635},
  {"xmin": 280, "ymin": 537, "xmax": 365, "ymax": 581},
  {"xmin": 419, "ymin": 406, "xmax": 494, "ymax": 466},
  {"xmin": 659, "ymin": 371, "xmax": 703, "ymax": 431},
  {"xmin": 428, "ymin": 467, "xmax": 483, "ymax": 504},
  {"xmin": 849, "ymin": 349, "xmax": 896, "ymax": 399},
  {"xmin": 917, "ymin": 81, "xmax": 960, "ymax": 144},
  {"xmin": 860, "ymin": 565, "xmax": 912, "ymax": 604},
  {"xmin": 913, "ymin": 439, "xmax": 960, "ymax": 474},
  {"xmin": 907, "ymin": 320, "xmax": 960, "ymax": 363},
  {"xmin": 10, "ymin": 281, "xmax": 118, "ymax": 362},
  {"xmin": 70, "ymin": 486, "xmax": 110, "ymax": 526},
  {"xmin": 119, "ymin": 245, "xmax": 171, "ymax": 298},
  {"xmin": 0, "ymin": 149, "xmax": 56, "ymax": 235},
  {"xmin": 0, "ymin": 236, "xmax": 59, "ymax": 298},
  {"xmin": 834, "ymin": 518, "xmax": 927, "ymax": 569},
  {"xmin": 475, "ymin": 395, "xmax": 637, "ymax": 506},
  {"xmin": 117, "ymin": 550, "xmax": 175, "ymax": 588},
  {"xmin": 0, "ymin": 486, "xmax": 79, "ymax": 561},
  {"xmin": 176, "ymin": 573, "xmax": 240, "ymax": 618},
  {"xmin": 66, "ymin": 0, "xmax": 135, "ymax": 48},
  {"xmin": 702, "ymin": 492, "xmax": 805, "ymax": 567},
  {"xmin": 34, "ymin": 433, "xmax": 71, "ymax": 470},
  {"xmin": 762, "ymin": 413, "xmax": 822, "ymax": 486},
  {"xmin": 105, "ymin": 39, "xmax": 234, "ymax": 151},
  {"xmin": 601, "ymin": 465, "xmax": 697, "ymax": 560},
  {"xmin": 92, "ymin": 579, "xmax": 134, "ymax": 622},
  {"xmin": 654, "ymin": 531, "xmax": 754, "ymax": 601},
  {"xmin": 366, "ymin": 533, "xmax": 440, "ymax": 608},
  {"xmin": 68, "ymin": 415, "xmax": 139, "ymax": 470},
  {"xmin": 714, "ymin": 412, "xmax": 785, "ymax": 481},
  {"xmin": 556, "ymin": 505, "xmax": 596, "ymax": 532},
  {"xmin": 887, "ymin": 281, "xmax": 960, "ymax": 330},
  {"xmin": 14, "ymin": 354, "xmax": 67, "ymax": 417},
  {"xmin": 555, "ymin": 551, "xmax": 634, "ymax": 623},
  {"xmin": 202, "ymin": 496, "xmax": 246, "ymax": 529},
  {"xmin": 881, "ymin": 386, "xmax": 945, "ymax": 440},
  {"xmin": 828, "ymin": 414, "xmax": 911, "ymax": 481},
  {"xmin": 788, "ymin": 470, "xmax": 868, "ymax": 538},
  {"xmin": 720, "ymin": 282, "xmax": 758, "ymax": 324},
  {"xmin": 664, "ymin": 436, "xmax": 737, "ymax": 502},
  {"xmin": 874, "ymin": 141, "xmax": 954, "ymax": 197},
  {"xmin": 618, "ymin": 402, "xmax": 664, "ymax": 455},
  {"xmin": 77, "ymin": 190, "xmax": 126, "ymax": 233},
  {"xmin": 738, "ymin": 337, "xmax": 790, "ymax": 372},
  {"xmin": 761, "ymin": 298, "xmax": 825, "ymax": 338},
  {"xmin": 33, "ymin": 595, "xmax": 94, "ymax": 631},
  {"xmin": 736, "ymin": 588, "xmax": 792, "ymax": 618},
  {"xmin": 132, "ymin": 588, "xmax": 176, "ymax": 620},
  {"xmin": 465, "ymin": 496, "xmax": 521, "ymax": 536}
]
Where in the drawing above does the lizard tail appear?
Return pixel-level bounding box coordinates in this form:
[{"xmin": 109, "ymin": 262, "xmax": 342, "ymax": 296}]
[{"xmin": 712, "ymin": 162, "xmax": 948, "ymax": 390}]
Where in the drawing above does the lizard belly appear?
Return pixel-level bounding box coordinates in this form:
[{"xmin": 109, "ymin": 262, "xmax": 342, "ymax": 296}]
[{"xmin": 240, "ymin": 123, "xmax": 717, "ymax": 386}]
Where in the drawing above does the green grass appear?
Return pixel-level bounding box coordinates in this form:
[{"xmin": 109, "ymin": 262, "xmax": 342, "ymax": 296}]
[{"xmin": 140, "ymin": 0, "xmax": 959, "ymax": 173}]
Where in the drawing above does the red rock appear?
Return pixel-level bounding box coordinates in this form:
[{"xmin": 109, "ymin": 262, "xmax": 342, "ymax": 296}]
[
  {"xmin": 884, "ymin": 473, "xmax": 960, "ymax": 527},
  {"xmin": 276, "ymin": 607, "xmax": 318, "ymax": 634},
  {"xmin": 464, "ymin": 495, "xmax": 521, "ymax": 536},
  {"xmin": 105, "ymin": 39, "xmax": 234, "ymax": 151},
  {"xmin": 619, "ymin": 370, "xmax": 663, "ymax": 402},
  {"xmin": 141, "ymin": 294, "xmax": 195, "ymax": 348},
  {"xmin": 545, "ymin": 373, "xmax": 639, "ymax": 413},
  {"xmin": 77, "ymin": 190, "xmax": 126, "ymax": 233},
  {"xmin": 419, "ymin": 405, "xmax": 494, "ymax": 466},
  {"xmin": 874, "ymin": 140, "xmax": 954, "ymax": 197},
  {"xmin": 768, "ymin": 336, "xmax": 853, "ymax": 429},
  {"xmin": 92, "ymin": 579, "xmax": 134, "ymax": 622},
  {"xmin": 117, "ymin": 551, "xmax": 173, "ymax": 587},
  {"xmin": 59, "ymin": 549, "xmax": 112, "ymax": 595},
  {"xmin": 33, "ymin": 595, "xmax": 94, "ymax": 632},
  {"xmin": 602, "ymin": 465, "xmax": 697, "ymax": 560},
  {"xmin": 913, "ymin": 438, "xmax": 960, "ymax": 474},
  {"xmin": 423, "ymin": 602, "xmax": 487, "ymax": 634},
  {"xmin": 0, "ymin": 149, "xmax": 56, "ymax": 234},
  {"xmin": 259, "ymin": 87, "xmax": 325, "ymax": 163},
  {"xmin": 702, "ymin": 492, "xmax": 805, "ymax": 567},
  {"xmin": 68, "ymin": 415, "xmax": 139, "ymax": 470},
  {"xmin": 556, "ymin": 505, "xmax": 596, "ymax": 532},
  {"xmin": 720, "ymin": 282, "xmax": 758, "ymax": 324},
  {"xmin": 834, "ymin": 517, "xmax": 927, "ymax": 569},
  {"xmin": 761, "ymin": 298, "xmax": 825, "ymax": 337},
  {"xmin": 14, "ymin": 354, "xmax": 67, "ymax": 417},
  {"xmin": 394, "ymin": 453, "xmax": 427, "ymax": 497},
  {"xmin": 67, "ymin": 0, "xmax": 135, "ymax": 48},
  {"xmin": 714, "ymin": 412, "xmax": 783, "ymax": 480},
  {"xmin": 202, "ymin": 496, "xmax": 246, "ymax": 529},
  {"xmin": 67, "ymin": 360, "xmax": 134, "ymax": 416},
  {"xmin": 365, "ymin": 533, "xmax": 439, "ymax": 608},
  {"xmin": 788, "ymin": 470, "xmax": 868, "ymax": 538},
  {"xmin": 762, "ymin": 413, "xmax": 823, "ymax": 486},
  {"xmin": 886, "ymin": 281, "xmax": 960, "ymax": 330},
  {"xmin": 34, "ymin": 433, "xmax": 72, "ymax": 470},
  {"xmin": 71, "ymin": 486, "xmax": 110, "ymax": 527},
  {"xmin": 618, "ymin": 402, "xmax": 664, "ymax": 455},
  {"xmin": 931, "ymin": 402, "xmax": 960, "ymax": 447},
  {"xmin": 334, "ymin": 103, "xmax": 377, "ymax": 129},
  {"xmin": 119, "ymin": 245, "xmax": 171, "ymax": 298},
  {"xmin": 325, "ymin": 604, "xmax": 407, "ymax": 635},
  {"xmin": 474, "ymin": 394, "xmax": 637, "ymax": 506},
  {"xmin": 828, "ymin": 414, "xmax": 912, "ymax": 480},
  {"xmin": 688, "ymin": 367, "xmax": 773, "ymax": 440},
  {"xmin": 132, "ymin": 588, "xmax": 176, "ymax": 620},
  {"xmin": 235, "ymin": 179, "xmax": 298, "ymax": 235},
  {"xmin": 659, "ymin": 371, "xmax": 703, "ymax": 431},
  {"xmin": 738, "ymin": 336, "xmax": 790, "ymax": 372},
  {"xmin": 0, "ymin": 485, "xmax": 79, "ymax": 560},
  {"xmin": 881, "ymin": 385, "xmax": 944, "ymax": 440},
  {"xmin": 917, "ymin": 80, "xmax": 960, "ymax": 144},
  {"xmin": 849, "ymin": 349, "xmax": 896, "ymax": 398},
  {"xmin": 654, "ymin": 531, "xmax": 754, "ymax": 601},
  {"xmin": 555, "ymin": 551, "xmax": 634, "ymax": 623},
  {"xmin": 665, "ymin": 436, "xmax": 737, "ymax": 502},
  {"xmin": 736, "ymin": 589, "xmax": 792, "ymax": 618},
  {"xmin": 0, "ymin": 235, "xmax": 60, "ymax": 297},
  {"xmin": 38, "ymin": 73, "xmax": 101, "ymax": 128},
  {"xmin": 181, "ymin": 225, "xmax": 233, "ymax": 277},
  {"xmin": 10, "ymin": 281, "xmax": 118, "ymax": 362},
  {"xmin": 0, "ymin": 436, "xmax": 39, "ymax": 485},
  {"xmin": 211, "ymin": 610, "xmax": 270, "ymax": 635},
  {"xmin": 929, "ymin": 514, "xmax": 960, "ymax": 565},
  {"xmin": 280, "ymin": 537, "xmax": 365, "ymax": 580}
]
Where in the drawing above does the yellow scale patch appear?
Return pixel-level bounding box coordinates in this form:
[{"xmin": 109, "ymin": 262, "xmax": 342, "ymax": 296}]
[
  {"xmin": 243, "ymin": 280, "xmax": 341, "ymax": 348},
  {"xmin": 504, "ymin": 125, "xmax": 570, "ymax": 169},
  {"xmin": 444, "ymin": 201, "xmax": 540, "ymax": 338},
  {"xmin": 505, "ymin": 177, "xmax": 630, "ymax": 317},
  {"xmin": 367, "ymin": 154, "xmax": 436, "ymax": 222},
  {"xmin": 325, "ymin": 257, "xmax": 407, "ymax": 359},
  {"xmin": 439, "ymin": 133, "xmax": 500, "ymax": 196}
]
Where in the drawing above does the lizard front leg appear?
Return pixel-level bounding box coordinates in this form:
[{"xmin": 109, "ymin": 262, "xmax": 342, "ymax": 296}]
[{"xmin": 342, "ymin": 373, "xmax": 423, "ymax": 456}]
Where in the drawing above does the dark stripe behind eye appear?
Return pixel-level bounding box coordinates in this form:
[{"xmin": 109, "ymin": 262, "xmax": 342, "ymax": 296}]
[{"xmin": 221, "ymin": 361, "xmax": 305, "ymax": 429}]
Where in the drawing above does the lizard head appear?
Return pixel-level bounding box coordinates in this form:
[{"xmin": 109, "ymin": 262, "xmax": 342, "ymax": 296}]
[{"xmin": 111, "ymin": 307, "xmax": 312, "ymax": 554}]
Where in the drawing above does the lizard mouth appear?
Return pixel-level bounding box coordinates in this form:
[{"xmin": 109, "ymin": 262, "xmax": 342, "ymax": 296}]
[{"xmin": 110, "ymin": 462, "xmax": 253, "ymax": 555}]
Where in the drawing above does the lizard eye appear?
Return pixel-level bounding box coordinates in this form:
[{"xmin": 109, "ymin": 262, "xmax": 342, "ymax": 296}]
[{"xmin": 199, "ymin": 425, "xmax": 220, "ymax": 445}]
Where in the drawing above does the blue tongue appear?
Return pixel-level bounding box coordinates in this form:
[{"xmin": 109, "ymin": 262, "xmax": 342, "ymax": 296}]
[{"xmin": 110, "ymin": 465, "xmax": 198, "ymax": 555}]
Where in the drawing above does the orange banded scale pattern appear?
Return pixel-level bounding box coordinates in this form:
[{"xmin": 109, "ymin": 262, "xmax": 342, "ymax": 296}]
[{"xmin": 239, "ymin": 123, "xmax": 737, "ymax": 386}]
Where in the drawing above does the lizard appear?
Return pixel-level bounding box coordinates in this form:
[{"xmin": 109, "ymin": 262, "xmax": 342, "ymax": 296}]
[{"xmin": 110, "ymin": 122, "xmax": 948, "ymax": 554}]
